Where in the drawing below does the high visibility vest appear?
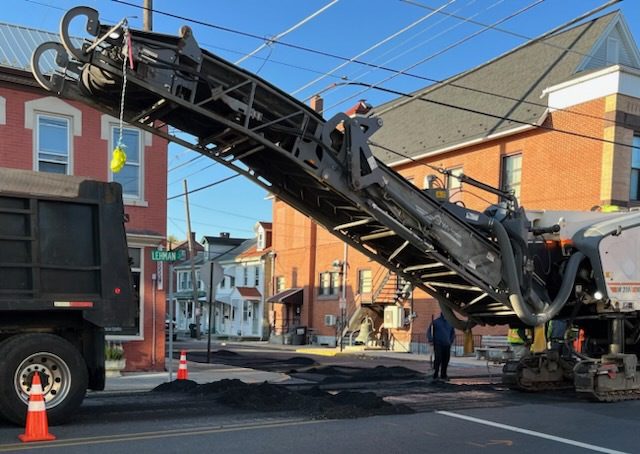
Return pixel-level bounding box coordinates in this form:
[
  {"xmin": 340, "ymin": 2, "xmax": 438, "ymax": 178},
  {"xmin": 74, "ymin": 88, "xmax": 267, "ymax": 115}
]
[
  {"xmin": 508, "ymin": 328, "xmax": 524, "ymax": 344},
  {"xmin": 573, "ymin": 328, "xmax": 585, "ymax": 352}
]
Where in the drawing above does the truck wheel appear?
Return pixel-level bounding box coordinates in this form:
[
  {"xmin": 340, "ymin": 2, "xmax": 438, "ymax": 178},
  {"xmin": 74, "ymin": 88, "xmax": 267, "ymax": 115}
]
[{"xmin": 0, "ymin": 333, "xmax": 88, "ymax": 426}]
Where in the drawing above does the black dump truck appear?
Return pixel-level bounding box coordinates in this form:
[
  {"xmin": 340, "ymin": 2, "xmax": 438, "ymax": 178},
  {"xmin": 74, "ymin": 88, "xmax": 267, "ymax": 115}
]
[{"xmin": 0, "ymin": 167, "xmax": 136, "ymax": 425}]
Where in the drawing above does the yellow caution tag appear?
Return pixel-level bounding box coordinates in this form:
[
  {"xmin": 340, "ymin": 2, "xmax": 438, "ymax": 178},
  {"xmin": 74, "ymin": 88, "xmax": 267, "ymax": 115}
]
[{"xmin": 110, "ymin": 146, "xmax": 127, "ymax": 173}]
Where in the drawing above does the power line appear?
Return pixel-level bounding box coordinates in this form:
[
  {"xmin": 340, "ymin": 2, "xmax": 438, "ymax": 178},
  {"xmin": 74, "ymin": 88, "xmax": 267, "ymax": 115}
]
[
  {"xmin": 167, "ymin": 174, "xmax": 241, "ymax": 201},
  {"xmin": 324, "ymin": 0, "xmax": 547, "ymax": 112},
  {"xmin": 168, "ymin": 155, "xmax": 203, "ymax": 172},
  {"xmin": 402, "ymin": 0, "xmax": 624, "ymax": 68},
  {"xmin": 234, "ymin": 0, "xmax": 339, "ymax": 65},
  {"xmin": 169, "ymin": 161, "xmax": 218, "ymax": 186},
  {"xmin": 362, "ymin": 82, "xmax": 639, "ymax": 157},
  {"xmin": 291, "ymin": 0, "xmax": 457, "ymax": 95},
  {"xmin": 110, "ymin": 0, "xmax": 630, "ymax": 130}
]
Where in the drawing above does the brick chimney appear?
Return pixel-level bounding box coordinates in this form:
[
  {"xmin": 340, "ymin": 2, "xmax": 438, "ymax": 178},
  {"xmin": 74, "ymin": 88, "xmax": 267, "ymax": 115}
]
[{"xmin": 310, "ymin": 94, "xmax": 324, "ymax": 114}]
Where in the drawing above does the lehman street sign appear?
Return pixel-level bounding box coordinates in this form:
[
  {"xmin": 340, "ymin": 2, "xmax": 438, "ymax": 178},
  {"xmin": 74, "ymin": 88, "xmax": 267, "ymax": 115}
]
[{"xmin": 151, "ymin": 249, "xmax": 186, "ymax": 261}]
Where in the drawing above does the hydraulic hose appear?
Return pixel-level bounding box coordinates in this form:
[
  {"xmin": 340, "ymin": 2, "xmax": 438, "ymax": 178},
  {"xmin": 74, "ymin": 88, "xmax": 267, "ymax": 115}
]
[{"xmin": 489, "ymin": 218, "xmax": 585, "ymax": 326}]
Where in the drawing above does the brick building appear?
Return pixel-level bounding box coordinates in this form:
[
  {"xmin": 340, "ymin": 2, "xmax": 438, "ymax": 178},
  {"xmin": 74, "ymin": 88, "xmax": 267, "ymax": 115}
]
[
  {"xmin": 270, "ymin": 12, "xmax": 640, "ymax": 350},
  {"xmin": 0, "ymin": 23, "xmax": 168, "ymax": 370}
]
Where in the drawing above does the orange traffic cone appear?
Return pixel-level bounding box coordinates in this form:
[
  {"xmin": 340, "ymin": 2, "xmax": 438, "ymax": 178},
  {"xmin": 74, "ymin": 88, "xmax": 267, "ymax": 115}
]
[
  {"xmin": 177, "ymin": 350, "xmax": 188, "ymax": 380},
  {"xmin": 18, "ymin": 372, "xmax": 56, "ymax": 442}
]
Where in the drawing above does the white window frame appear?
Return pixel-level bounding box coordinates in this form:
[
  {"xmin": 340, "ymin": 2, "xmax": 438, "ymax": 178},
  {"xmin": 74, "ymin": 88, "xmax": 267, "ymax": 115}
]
[
  {"xmin": 358, "ymin": 269, "xmax": 372, "ymax": 294},
  {"xmin": 108, "ymin": 124, "xmax": 144, "ymax": 201},
  {"xmin": 319, "ymin": 271, "xmax": 340, "ymax": 297},
  {"xmin": 35, "ymin": 113, "xmax": 72, "ymax": 175},
  {"xmin": 275, "ymin": 276, "xmax": 285, "ymax": 293},
  {"xmin": 0, "ymin": 96, "xmax": 5, "ymax": 125},
  {"xmin": 101, "ymin": 114, "xmax": 150, "ymax": 206},
  {"xmin": 25, "ymin": 97, "xmax": 82, "ymax": 176},
  {"xmin": 108, "ymin": 245, "xmax": 144, "ymax": 341},
  {"xmin": 254, "ymin": 266, "xmax": 260, "ymax": 287},
  {"xmin": 501, "ymin": 154, "xmax": 522, "ymax": 201}
]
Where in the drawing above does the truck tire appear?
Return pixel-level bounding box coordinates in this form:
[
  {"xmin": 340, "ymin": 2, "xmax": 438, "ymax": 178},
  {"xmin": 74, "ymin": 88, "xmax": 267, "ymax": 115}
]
[{"xmin": 0, "ymin": 333, "xmax": 88, "ymax": 426}]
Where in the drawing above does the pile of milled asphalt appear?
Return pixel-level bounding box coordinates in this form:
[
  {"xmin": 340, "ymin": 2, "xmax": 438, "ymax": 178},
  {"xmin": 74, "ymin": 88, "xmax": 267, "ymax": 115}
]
[
  {"xmin": 296, "ymin": 365, "xmax": 424, "ymax": 383},
  {"xmin": 153, "ymin": 379, "xmax": 413, "ymax": 419}
]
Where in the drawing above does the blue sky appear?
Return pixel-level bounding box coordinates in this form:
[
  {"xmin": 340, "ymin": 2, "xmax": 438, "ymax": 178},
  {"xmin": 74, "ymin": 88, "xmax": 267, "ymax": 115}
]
[{"xmin": 5, "ymin": 0, "xmax": 640, "ymax": 240}]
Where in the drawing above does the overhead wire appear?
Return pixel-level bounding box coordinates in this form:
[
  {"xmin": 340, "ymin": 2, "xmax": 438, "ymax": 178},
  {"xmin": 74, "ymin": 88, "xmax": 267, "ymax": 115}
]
[
  {"xmin": 103, "ymin": 1, "xmax": 637, "ymax": 213},
  {"xmin": 166, "ymin": 174, "xmax": 241, "ymax": 201},
  {"xmin": 110, "ymin": 0, "xmax": 633, "ymax": 130},
  {"xmin": 402, "ymin": 0, "xmax": 624, "ymax": 67},
  {"xmin": 290, "ymin": 0, "xmax": 457, "ymax": 96},
  {"xmin": 362, "ymin": 83, "xmax": 640, "ymax": 153},
  {"xmin": 315, "ymin": 0, "xmax": 503, "ymax": 105},
  {"xmin": 234, "ymin": 0, "xmax": 339, "ymax": 65},
  {"xmin": 324, "ymin": 0, "xmax": 547, "ymax": 112}
]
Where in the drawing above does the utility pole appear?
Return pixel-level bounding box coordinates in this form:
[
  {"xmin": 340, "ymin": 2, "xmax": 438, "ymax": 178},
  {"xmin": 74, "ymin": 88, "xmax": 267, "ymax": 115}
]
[
  {"xmin": 183, "ymin": 180, "xmax": 200, "ymax": 339},
  {"xmin": 143, "ymin": 0, "xmax": 153, "ymax": 31}
]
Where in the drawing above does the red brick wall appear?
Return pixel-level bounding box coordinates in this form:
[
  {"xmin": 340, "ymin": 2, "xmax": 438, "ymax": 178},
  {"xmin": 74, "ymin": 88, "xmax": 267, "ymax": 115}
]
[
  {"xmin": 0, "ymin": 83, "xmax": 167, "ymax": 371},
  {"xmin": 269, "ymin": 96, "xmax": 623, "ymax": 345}
]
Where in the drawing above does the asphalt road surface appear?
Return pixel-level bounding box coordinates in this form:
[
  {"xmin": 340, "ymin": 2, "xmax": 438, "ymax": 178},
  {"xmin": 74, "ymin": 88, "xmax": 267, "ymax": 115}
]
[{"xmin": 0, "ymin": 343, "xmax": 638, "ymax": 453}]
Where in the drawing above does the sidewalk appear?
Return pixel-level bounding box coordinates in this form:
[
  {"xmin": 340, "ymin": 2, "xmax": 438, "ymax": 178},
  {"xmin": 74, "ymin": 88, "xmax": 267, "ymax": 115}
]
[{"xmin": 104, "ymin": 360, "xmax": 308, "ymax": 393}]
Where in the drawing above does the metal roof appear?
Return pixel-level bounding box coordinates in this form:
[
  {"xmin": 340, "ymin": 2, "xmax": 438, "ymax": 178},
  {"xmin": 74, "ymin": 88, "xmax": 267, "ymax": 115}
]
[{"xmin": 0, "ymin": 22, "xmax": 81, "ymax": 73}]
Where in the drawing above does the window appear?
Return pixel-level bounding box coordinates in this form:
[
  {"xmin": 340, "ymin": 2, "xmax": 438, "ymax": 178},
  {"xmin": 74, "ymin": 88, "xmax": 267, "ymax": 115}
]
[
  {"xmin": 275, "ymin": 276, "xmax": 285, "ymax": 293},
  {"xmin": 254, "ymin": 267, "xmax": 260, "ymax": 287},
  {"xmin": 178, "ymin": 271, "xmax": 191, "ymax": 291},
  {"xmin": 358, "ymin": 269, "xmax": 372, "ymax": 294},
  {"xmin": 243, "ymin": 301, "xmax": 250, "ymax": 321},
  {"xmin": 446, "ymin": 167, "xmax": 463, "ymax": 203},
  {"xmin": 37, "ymin": 115, "xmax": 70, "ymax": 174},
  {"xmin": 631, "ymin": 135, "xmax": 640, "ymax": 201},
  {"xmin": 113, "ymin": 246, "xmax": 142, "ymax": 337},
  {"xmin": 178, "ymin": 270, "xmax": 202, "ymax": 290},
  {"xmin": 501, "ymin": 154, "xmax": 522, "ymax": 201},
  {"xmin": 243, "ymin": 266, "xmax": 249, "ymax": 286},
  {"xmin": 229, "ymin": 274, "xmax": 236, "ymax": 288},
  {"xmin": 257, "ymin": 229, "xmax": 265, "ymax": 250},
  {"xmin": 319, "ymin": 271, "xmax": 340, "ymax": 297},
  {"xmin": 111, "ymin": 126, "xmax": 142, "ymax": 199}
]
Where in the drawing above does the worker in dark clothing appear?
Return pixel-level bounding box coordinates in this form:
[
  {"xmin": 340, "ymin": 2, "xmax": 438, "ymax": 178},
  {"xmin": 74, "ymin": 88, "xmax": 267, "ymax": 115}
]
[
  {"xmin": 547, "ymin": 319, "xmax": 568, "ymax": 357},
  {"xmin": 428, "ymin": 313, "xmax": 456, "ymax": 380}
]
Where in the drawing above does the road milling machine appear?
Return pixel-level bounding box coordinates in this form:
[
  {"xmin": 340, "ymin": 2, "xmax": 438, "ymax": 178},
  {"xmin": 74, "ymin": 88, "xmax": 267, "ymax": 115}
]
[{"xmin": 32, "ymin": 7, "xmax": 640, "ymax": 401}]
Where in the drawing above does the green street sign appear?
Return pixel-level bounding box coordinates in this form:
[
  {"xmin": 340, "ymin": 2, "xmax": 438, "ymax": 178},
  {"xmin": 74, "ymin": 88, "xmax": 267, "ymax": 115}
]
[{"xmin": 151, "ymin": 249, "xmax": 186, "ymax": 261}]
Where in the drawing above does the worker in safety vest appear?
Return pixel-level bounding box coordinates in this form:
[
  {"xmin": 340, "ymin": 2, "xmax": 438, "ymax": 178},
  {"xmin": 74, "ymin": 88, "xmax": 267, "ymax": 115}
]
[{"xmin": 508, "ymin": 328, "xmax": 531, "ymax": 359}]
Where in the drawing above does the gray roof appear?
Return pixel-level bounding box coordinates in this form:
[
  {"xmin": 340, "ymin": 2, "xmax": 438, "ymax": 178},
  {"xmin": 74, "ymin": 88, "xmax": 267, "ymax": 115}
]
[
  {"xmin": 0, "ymin": 22, "xmax": 81, "ymax": 73},
  {"xmin": 369, "ymin": 12, "xmax": 621, "ymax": 165},
  {"xmin": 201, "ymin": 235, "xmax": 247, "ymax": 246},
  {"xmin": 215, "ymin": 238, "xmax": 257, "ymax": 263}
]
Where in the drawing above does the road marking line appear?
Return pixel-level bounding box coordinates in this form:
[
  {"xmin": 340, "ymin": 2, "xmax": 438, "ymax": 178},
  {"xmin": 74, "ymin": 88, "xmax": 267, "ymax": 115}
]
[
  {"xmin": 437, "ymin": 411, "xmax": 629, "ymax": 454},
  {"xmin": 0, "ymin": 419, "xmax": 328, "ymax": 451}
]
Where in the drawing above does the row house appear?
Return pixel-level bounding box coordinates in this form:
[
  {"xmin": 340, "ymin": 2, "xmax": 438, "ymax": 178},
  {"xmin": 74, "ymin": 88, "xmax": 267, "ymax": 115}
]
[
  {"xmin": 169, "ymin": 224, "xmax": 273, "ymax": 340},
  {"xmin": 0, "ymin": 23, "xmax": 168, "ymax": 369},
  {"xmin": 170, "ymin": 232, "xmax": 242, "ymax": 333},
  {"xmin": 270, "ymin": 11, "xmax": 640, "ymax": 351}
]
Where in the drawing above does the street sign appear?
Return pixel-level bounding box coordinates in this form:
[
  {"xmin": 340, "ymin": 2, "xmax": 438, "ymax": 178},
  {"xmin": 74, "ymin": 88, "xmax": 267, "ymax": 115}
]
[
  {"xmin": 200, "ymin": 261, "xmax": 224, "ymax": 292},
  {"xmin": 151, "ymin": 249, "xmax": 186, "ymax": 261}
]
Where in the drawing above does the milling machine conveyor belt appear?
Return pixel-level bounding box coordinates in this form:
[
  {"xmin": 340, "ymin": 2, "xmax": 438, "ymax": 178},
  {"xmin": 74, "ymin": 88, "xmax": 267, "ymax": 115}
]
[{"xmin": 32, "ymin": 7, "xmax": 516, "ymax": 323}]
